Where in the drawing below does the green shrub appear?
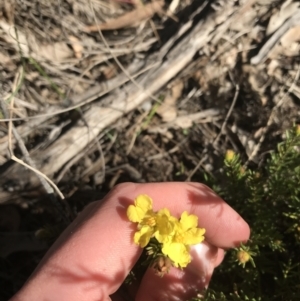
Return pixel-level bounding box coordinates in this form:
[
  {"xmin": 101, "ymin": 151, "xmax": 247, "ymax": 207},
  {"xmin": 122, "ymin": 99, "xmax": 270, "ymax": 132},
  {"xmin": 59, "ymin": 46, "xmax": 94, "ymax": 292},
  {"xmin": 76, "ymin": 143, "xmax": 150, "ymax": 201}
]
[{"xmin": 199, "ymin": 126, "xmax": 300, "ymax": 301}]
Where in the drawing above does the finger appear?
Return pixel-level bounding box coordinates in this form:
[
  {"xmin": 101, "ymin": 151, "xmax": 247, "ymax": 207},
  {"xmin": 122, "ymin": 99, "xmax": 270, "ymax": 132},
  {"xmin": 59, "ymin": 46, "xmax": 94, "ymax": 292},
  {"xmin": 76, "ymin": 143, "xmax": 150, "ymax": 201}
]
[
  {"xmin": 136, "ymin": 242, "xmax": 219, "ymax": 301},
  {"xmin": 10, "ymin": 182, "xmax": 249, "ymax": 301},
  {"xmin": 215, "ymin": 248, "xmax": 225, "ymax": 267}
]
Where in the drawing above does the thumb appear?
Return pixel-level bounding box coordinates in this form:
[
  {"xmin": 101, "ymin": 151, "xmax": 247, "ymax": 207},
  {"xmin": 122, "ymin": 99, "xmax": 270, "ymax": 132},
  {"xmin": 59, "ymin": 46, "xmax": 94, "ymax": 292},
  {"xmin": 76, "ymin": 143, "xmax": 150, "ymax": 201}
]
[{"xmin": 136, "ymin": 242, "xmax": 219, "ymax": 301}]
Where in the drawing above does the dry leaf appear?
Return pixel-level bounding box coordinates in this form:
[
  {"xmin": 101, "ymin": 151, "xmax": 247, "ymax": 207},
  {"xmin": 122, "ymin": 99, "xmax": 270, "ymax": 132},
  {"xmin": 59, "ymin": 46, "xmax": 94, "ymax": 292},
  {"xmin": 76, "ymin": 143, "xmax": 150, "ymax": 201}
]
[
  {"xmin": 171, "ymin": 80, "xmax": 184, "ymax": 99},
  {"xmin": 281, "ymin": 25, "xmax": 300, "ymax": 46},
  {"xmin": 267, "ymin": 59, "xmax": 280, "ymax": 76},
  {"xmin": 131, "ymin": 0, "xmax": 143, "ymax": 7},
  {"xmin": 269, "ymin": 25, "xmax": 300, "ymax": 58},
  {"xmin": 222, "ymin": 47, "xmax": 238, "ymax": 69},
  {"xmin": 85, "ymin": 0, "xmax": 164, "ymax": 32},
  {"xmin": 174, "ymin": 110, "xmax": 219, "ymax": 129},
  {"xmin": 168, "ymin": 0, "xmax": 180, "ymax": 13},
  {"xmin": 157, "ymin": 80, "xmax": 184, "ymax": 122},
  {"xmin": 0, "ymin": 20, "xmax": 72, "ymax": 62},
  {"xmin": 101, "ymin": 64, "xmax": 118, "ymax": 79},
  {"xmin": 229, "ymin": 6, "xmax": 257, "ymax": 32},
  {"xmin": 29, "ymin": 35, "xmax": 72, "ymax": 62},
  {"xmin": 0, "ymin": 155, "xmax": 6, "ymax": 166},
  {"xmin": 0, "ymin": 20, "xmax": 29, "ymax": 55},
  {"xmin": 157, "ymin": 94, "xmax": 177, "ymax": 122},
  {"xmin": 37, "ymin": 43, "xmax": 73, "ymax": 62},
  {"xmin": 267, "ymin": 0, "xmax": 300, "ymax": 35},
  {"xmin": 68, "ymin": 35, "xmax": 83, "ymax": 59},
  {"xmin": 174, "ymin": 115, "xmax": 193, "ymax": 128},
  {"xmin": 3, "ymin": 0, "xmax": 15, "ymax": 24},
  {"xmin": 243, "ymin": 64, "xmax": 269, "ymax": 105},
  {"xmin": 0, "ymin": 52, "xmax": 15, "ymax": 71}
]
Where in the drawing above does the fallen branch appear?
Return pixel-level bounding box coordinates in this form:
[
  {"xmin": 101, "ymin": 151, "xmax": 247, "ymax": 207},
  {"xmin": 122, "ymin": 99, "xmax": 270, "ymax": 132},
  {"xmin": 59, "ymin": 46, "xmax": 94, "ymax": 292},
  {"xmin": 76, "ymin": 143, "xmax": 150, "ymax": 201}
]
[
  {"xmin": 0, "ymin": 93, "xmax": 69, "ymax": 222},
  {"xmin": 0, "ymin": 0, "xmax": 253, "ymax": 190},
  {"xmin": 251, "ymin": 11, "xmax": 300, "ymax": 65}
]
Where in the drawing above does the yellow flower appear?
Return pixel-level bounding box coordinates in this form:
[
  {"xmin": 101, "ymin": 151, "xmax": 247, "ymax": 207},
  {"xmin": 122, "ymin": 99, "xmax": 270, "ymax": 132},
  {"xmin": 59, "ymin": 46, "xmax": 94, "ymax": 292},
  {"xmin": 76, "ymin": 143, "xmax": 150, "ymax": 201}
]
[
  {"xmin": 154, "ymin": 208, "xmax": 177, "ymax": 244},
  {"xmin": 134, "ymin": 225, "xmax": 154, "ymax": 247},
  {"xmin": 127, "ymin": 194, "xmax": 153, "ymax": 223},
  {"xmin": 162, "ymin": 242, "xmax": 191, "ymax": 268},
  {"xmin": 127, "ymin": 195, "xmax": 177, "ymax": 248},
  {"xmin": 175, "ymin": 211, "xmax": 206, "ymax": 245},
  {"xmin": 127, "ymin": 196, "xmax": 206, "ymax": 269},
  {"xmin": 161, "ymin": 211, "xmax": 206, "ymax": 268},
  {"xmin": 127, "ymin": 195, "xmax": 156, "ymax": 247},
  {"xmin": 134, "ymin": 209, "xmax": 158, "ymax": 247}
]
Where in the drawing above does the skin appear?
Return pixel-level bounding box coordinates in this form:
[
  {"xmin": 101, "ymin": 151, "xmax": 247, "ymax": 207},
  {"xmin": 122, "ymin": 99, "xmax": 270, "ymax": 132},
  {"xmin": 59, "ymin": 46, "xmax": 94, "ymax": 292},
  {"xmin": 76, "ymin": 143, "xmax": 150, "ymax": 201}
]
[{"xmin": 10, "ymin": 182, "xmax": 250, "ymax": 301}]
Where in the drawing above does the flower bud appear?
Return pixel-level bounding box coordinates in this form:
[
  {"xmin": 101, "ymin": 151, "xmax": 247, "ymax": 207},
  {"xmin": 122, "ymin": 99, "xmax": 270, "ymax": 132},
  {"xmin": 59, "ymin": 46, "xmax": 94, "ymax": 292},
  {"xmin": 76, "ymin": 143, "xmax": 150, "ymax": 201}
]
[
  {"xmin": 296, "ymin": 125, "xmax": 300, "ymax": 136},
  {"xmin": 237, "ymin": 250, "xmax": 251, "ymax": 264},
  {"xmin": 225, "ymin": 150, "xmax": 236, "ymax": 162},
  {"xmin": 152, "ymin": 256, "xmax": 172, "ymax": 277}
]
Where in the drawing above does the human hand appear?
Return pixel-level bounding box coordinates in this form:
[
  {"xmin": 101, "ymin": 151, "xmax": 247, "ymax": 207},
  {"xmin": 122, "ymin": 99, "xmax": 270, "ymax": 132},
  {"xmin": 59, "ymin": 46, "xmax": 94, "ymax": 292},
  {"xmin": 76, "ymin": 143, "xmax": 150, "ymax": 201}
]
[{"xmin": 10, "ymin": 182, "xmax": 250, "ymax": 301}]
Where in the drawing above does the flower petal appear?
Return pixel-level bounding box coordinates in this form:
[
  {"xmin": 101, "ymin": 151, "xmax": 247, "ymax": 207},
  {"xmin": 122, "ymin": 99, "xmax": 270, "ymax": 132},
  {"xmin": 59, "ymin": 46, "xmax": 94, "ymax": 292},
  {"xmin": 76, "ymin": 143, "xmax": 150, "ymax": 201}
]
[
  {"xmin": 183, "ymin": 228, "xmax": 206, "ymax": 245},
  {"xmin": 154, "ymin": 209, "xmax": 176, "ymax": 243},
  {"xmin": 127, "ymin": 194, "xmax": 153, "ymax": 222},
  {"xmin": 135, "ymin": 194, "xmax": 153, "ymax": 212},
  {"xmin": 162, "ymin": 242, "xmax": 191, "ymax": 268},
  {"xmin": 134, "ymin": 226, "xmax": 153, "ymax": 247},
  {"xmin": 127, "ymin": 205, "xmax": 145, "ymax": 222},
  {"xmin": 180, "ymin": 211, "xmax": 198, "ymax": 231}
]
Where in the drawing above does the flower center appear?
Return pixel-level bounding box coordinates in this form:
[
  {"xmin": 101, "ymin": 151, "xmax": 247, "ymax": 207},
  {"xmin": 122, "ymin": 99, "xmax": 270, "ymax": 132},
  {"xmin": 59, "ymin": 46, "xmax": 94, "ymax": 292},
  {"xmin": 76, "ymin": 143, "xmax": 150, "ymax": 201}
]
[
  {"xmin": 175, "ymin": 232, "xmax": 185, "ymax": 243},
  {"xmin": 145, "ymin": 216, "xmax": 156, "ymax": 227}
]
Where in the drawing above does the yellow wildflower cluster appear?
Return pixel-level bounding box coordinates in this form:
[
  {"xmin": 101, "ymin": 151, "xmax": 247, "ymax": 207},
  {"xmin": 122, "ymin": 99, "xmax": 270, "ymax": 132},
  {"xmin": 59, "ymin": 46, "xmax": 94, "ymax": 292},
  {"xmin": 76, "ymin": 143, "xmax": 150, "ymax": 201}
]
[{"xmin": 127, "ymin": 194, "xmax": 206, "ymax": 268}]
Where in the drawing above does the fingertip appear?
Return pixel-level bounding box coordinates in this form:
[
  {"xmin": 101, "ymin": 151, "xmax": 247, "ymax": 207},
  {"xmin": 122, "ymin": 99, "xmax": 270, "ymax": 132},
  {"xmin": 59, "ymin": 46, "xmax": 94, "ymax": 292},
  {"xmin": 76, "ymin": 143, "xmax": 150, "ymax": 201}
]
[{"xmin": 214, "ymin": 248, "xmax": 225, "ymax": 267}]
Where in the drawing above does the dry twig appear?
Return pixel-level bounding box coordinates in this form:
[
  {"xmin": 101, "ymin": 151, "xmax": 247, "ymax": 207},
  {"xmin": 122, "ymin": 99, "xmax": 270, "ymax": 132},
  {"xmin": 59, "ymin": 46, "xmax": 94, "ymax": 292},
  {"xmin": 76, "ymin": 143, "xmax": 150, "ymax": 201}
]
[
  {"xmin": 0, "ymin": 66, "xmax": 70, "ymax": 219},
  {"xmin": 245, "ymin": 64, "xmax": 300, "ymax": 165},
  {"xmin": 251, "ymin": 11, "xmax": 300, "ymax": 65},
  {"xmin": 213, "ymin": 83, "xmax": 240, "ymax": 147},
  {"xmin": 85, "ymin": 0, "xmax": 164, "ymax": 31}
]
